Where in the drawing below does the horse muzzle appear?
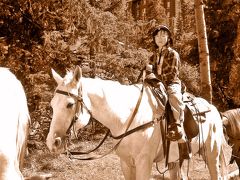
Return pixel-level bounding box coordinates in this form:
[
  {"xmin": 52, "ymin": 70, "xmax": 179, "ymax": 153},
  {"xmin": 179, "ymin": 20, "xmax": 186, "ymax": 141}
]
[{"xmin": 46, "ymin": 135, "xmax": 66, "ymax": 154}]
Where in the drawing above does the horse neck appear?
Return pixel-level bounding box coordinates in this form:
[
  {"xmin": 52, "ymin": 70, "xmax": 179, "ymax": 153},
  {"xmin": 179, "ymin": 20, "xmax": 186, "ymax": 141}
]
[{"xmin": 81, "ymin": 77, "xmax": 140, "ymax": 135}]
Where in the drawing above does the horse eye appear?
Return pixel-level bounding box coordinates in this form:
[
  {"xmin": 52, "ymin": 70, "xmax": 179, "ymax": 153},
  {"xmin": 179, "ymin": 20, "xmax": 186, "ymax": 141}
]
[{"xmin": 67, "ymin": 103, "xmax": 74, "ymax": 109}]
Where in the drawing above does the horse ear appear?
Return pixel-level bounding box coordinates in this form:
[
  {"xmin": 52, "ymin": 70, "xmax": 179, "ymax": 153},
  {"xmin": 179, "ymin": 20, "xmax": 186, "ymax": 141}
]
[
  {"xmin": 73, "ymin": 66, "xmax": 82, "ymax": 83},
  {"xmin": 51, "ymin": 68, "xmax": 63, "ymax": 85}
]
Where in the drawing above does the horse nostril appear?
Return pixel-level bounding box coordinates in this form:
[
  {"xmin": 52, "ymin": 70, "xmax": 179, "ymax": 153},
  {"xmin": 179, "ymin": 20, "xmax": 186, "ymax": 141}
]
[{"xmin": 54, "ymin": 137, "xmax": 62, "ymax": 148}]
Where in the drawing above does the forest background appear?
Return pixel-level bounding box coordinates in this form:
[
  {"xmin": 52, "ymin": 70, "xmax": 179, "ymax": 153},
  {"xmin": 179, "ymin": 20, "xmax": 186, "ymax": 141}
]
[{"xmin": 0, "ymin": 0, "xmax": 239, "ymax": 151}]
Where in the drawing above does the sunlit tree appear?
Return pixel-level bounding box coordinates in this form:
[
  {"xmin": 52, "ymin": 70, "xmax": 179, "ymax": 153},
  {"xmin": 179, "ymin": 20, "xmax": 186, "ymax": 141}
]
[{"xmin": 194, "ymin": 0, "xmax": 212, "ymax": 103}]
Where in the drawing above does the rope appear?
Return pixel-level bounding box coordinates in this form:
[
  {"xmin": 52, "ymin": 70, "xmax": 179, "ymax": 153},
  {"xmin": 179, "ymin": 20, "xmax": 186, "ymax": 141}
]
[{"xmin": 155, "ymin": 162, "xmax": 168, "ymax": 179}]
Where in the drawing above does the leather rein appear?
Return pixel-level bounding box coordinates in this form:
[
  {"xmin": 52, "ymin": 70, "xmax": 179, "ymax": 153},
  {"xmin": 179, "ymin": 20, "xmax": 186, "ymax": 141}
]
[{"xmin": 54, "ymin": 71, "xmax": 162, "ymax": 160}]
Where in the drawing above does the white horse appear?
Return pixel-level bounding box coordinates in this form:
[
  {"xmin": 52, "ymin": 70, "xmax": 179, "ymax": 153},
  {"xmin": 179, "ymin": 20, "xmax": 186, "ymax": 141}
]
[
  {"xmin": 46, "ymin": 66, "xmax": 227, "ymax": 180},
  {"xmin": 0, "ymin": 68, "xmax": 30, "ymax": 180}
]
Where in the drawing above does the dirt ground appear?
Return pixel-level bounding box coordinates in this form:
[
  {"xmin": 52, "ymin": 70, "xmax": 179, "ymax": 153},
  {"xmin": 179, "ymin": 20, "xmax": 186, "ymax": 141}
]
[{"xmin": 23, "ymin": 135, "xmax": 239, "ymax": 180}]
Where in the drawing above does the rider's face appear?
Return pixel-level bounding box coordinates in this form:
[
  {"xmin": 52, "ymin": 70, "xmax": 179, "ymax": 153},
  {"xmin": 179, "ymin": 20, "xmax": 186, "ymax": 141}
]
[{"xmin": 154, "ymin": 30, "xmax": 169, "ymax": 48}]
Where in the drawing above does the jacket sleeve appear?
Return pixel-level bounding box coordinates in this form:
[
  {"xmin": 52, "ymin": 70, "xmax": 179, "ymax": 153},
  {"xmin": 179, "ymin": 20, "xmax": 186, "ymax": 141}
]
[
  {"xmin": 164, "ymin": 50, "xmax": 180, "ymax": 84},
  {"xmin": 145, "ymin": 54, "xmax": 156, "ymax": 78}
]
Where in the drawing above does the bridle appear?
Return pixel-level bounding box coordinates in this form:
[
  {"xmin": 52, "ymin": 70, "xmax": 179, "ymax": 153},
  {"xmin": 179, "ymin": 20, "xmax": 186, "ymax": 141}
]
[
  {"xmin": 55, "ymin": 88, "xmax": 92, "ymax": 135},
  {"xmin": 52, "ymin": 71, "xmax": 164, "ymax": 160}
]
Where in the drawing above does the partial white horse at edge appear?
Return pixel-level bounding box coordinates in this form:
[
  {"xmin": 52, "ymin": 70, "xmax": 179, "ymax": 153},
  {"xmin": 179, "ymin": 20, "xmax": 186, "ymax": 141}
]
[
  {"xmin": 0, "ymin": 68, "xmax": 30, "ymax": 180},
  {"xmin": 46, "ymin": 66, "xmax": 227, "ymax": 180}
]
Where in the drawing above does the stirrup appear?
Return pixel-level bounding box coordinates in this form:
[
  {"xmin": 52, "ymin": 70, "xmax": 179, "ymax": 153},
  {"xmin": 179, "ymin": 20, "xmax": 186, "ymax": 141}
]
[{"xmin": 166, "ymin": 123, "xmax": 183, "ymax": 141}]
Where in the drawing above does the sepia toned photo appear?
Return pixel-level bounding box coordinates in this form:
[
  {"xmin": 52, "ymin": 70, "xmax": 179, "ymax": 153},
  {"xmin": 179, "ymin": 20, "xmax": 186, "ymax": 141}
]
[{"xmin": 0, "ymin": 0, "xmax": 239, "ymax": 179}]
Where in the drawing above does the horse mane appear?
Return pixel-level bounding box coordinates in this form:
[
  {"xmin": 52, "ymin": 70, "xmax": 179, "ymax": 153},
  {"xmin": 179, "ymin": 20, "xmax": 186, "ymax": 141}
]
[
  {"xmin": 222, "ymin": 108, "xmax": 240, "ymax": 137},
  {"xmin": 62, "ymin": 70, "xmax": 74, "ymax": 85},
  {"xmin": 63, "ymin": 68, "xmax": 141, "ymax": 90}
]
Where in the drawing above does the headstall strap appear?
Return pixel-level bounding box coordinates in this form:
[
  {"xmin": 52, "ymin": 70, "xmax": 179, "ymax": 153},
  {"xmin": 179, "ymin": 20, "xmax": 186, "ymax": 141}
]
[
  {"xmin": 58, "ymin": 72, "xmax": 162, "ymax": 160},
  {"xmin": 55, "ymin": 89, "xmax": 84, "ymax": 136},
  {"xmin": 55, "ymin": 89, "xmax": 82, "ymax": 102},
  {"xmin": 55, "ymin": 88, "xmax": 92, "ymax": 116}
]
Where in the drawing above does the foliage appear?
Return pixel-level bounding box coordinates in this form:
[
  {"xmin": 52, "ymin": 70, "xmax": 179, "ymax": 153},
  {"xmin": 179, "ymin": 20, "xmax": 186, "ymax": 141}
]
[
  {"xmin": 180, "ymin": 62, "xmax": 201, "ymax": 95},
  {"xmin": 0, "ymin": 0, "xmax": 154, "ymax": 151},
  {"xmin": 205, "ymin": 1, "xmax": 240, "ymax": 109},
  {"xmin": 0, "ymin": 0, "xmax": 239, "ymax": 151},
  {"xmin": 178, "ymin": 0, "xmax": 240, "ymax": 110}
]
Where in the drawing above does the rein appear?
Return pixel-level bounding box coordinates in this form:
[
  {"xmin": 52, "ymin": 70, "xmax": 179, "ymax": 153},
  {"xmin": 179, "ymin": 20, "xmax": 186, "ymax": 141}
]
[
  {"xmin": 57, "ymin": 71, "xmax": 161, "ymax": 160},
  {"xmin": 55, "ymin": 88, "xmax": 111, "ymax": 158},
  {"xmin": 67, "ymin": 118, "xmax": 163, "ymax": 156},
  {"xmin": 110, "ymin": 118, "xmax": 161, "ymax": 139},
  {"xmin": 65, "ymin": 130, "xmax": 111, "ymax": 155},
  {"xmin": 67, "ymin": 81, "xmax": 145, "ymax": 160}
]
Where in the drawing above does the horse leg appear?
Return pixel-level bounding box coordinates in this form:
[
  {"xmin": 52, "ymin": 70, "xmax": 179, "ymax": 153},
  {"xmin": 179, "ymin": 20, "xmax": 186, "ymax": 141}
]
[
  {"xmin": 219, "ymin": 146, "xmax": 228, "ymax": 179},
  {"xmin": 168, "ymin": 162, "xmax": 186, "ymax": 180},
  {"xmin": 206, "ymin": 154, "xmax": 220, "ymax": 180},
  {"xmin": 135, "ymin": 156, "xmax": 152, "ymax": 180},
  {"xmin": 203, "ymin": 140, "xmax": 221, "ymax": 180},
  {"xmin": 120, "ymin": 159, "xmax": 136, "ymax": 180}
]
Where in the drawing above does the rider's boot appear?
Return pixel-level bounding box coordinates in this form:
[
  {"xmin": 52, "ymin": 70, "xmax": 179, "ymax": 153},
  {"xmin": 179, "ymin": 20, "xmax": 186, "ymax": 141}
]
[{"xmin": 166, "ymin": 122, "xmax": 185, "ymax": 142}]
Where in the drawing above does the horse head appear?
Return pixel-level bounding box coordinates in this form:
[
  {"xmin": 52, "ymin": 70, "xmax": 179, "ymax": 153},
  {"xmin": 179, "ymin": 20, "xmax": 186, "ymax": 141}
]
[{"xmin": 46, "ymin": 66, "xmax": 91, "ymax": 153}]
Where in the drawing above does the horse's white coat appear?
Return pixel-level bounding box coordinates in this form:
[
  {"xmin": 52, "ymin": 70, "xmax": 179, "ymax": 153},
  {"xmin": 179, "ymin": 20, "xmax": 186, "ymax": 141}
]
[
  {"xmin": 47, "ymin": 66, "xmax": 227, "ymax": 180},
  {"xmin": 0, "ymin": 68, "xmax": 30, "ymax": 180}
]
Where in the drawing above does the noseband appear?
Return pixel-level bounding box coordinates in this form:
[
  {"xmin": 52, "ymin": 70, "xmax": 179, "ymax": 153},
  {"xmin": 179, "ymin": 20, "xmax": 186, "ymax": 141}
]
[{"xmin": 55, "ymin": 89, "xmax": 92, "ymax": 135}]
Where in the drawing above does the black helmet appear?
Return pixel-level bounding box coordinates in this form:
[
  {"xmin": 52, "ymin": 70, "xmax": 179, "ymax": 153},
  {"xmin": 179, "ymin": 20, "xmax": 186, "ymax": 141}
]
[
  {"xmin": 153, "ymin": 25, "xmax": 171, "ymax": 37},
  {"xmin": 152, "ymin": 25, "xmax": 173, "ymax": 46}
]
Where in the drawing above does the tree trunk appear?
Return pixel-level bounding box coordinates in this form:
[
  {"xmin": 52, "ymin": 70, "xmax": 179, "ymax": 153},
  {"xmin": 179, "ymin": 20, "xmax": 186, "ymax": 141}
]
[
  {"xmin": 131, "ymin": 0, "xmax": 140, "ymax": 20},
  {"xmin": 194, "ymin": 0, "xmax": 212, "ymax": 103},
  {"xmin": 139, "ymin": 0, "xmax": 146, "ymax": 20}
]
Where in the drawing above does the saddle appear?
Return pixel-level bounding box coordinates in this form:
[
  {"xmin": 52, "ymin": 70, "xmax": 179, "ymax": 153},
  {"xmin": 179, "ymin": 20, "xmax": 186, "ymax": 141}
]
[
  {"xmin": 182, "ymin": 92, "xmax": 211, "ymax": 139},
  {"xmin": 150, "ymin": 85, "xmax": 211, "ymax": 140},
  {"xmin": 150, "ymin": 86, "xmax": 212, "ymax": 164}
]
